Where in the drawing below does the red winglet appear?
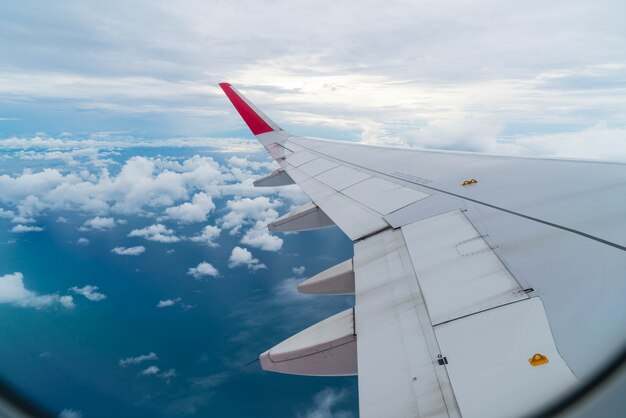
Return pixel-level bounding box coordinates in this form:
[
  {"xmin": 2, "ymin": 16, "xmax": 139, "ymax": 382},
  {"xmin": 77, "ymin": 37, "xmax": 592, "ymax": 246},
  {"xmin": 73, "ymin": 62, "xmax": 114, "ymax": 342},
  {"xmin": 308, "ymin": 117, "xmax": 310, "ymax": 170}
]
[{"xmin": 219, "ymin": 83, "xmax": 275, "ymax": 135}]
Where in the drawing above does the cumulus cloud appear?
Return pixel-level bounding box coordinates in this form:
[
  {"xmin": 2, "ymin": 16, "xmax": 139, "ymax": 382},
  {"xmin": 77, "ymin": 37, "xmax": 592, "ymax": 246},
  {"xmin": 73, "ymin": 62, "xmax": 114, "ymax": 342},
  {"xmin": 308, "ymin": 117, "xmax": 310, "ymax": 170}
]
[
  {"xmin": 157, "ymin": 298, "xmax": 181, "ymax": 308},
  {"xmin": 69, "ymin": 285, "xmax": 106, "ymax": 302},
  {"xmin": 164, "ymin": 192, "xmax": 215, "ymax": 223},
  {"xmin": 119, "ymin": 352, "xmax": 158, "ymax": 367},
  {"xmin": 187, "ymin": 262, "xmax": 219, "ymax": 279},
  {"xmin": 220, "ymin": 196, "xmax": 284, "ymax": 251},
  {"xmin": 0, "ymin": 155, "xmax": 227, "ymax": 223},
  {"xmin": 59, "ymin": 296, "xmax": 75, "ymax": 309},
  {"xmin": 188, "ymin": 225, "xmax": 221, "ymax": 247},
  {"xmin": 241, "ymin": 223, "xmax": 283, "ymax": 251},
  {"xmin": 0, "ymin": 272, "xmax": 74, "ymax": 309},
  {"xmin": 80, "ymin": 216, "xmax": 117, "ymax": 231},
  {"xmin": 227, "ymin": 247, "xmax": 266, "ymax": 271},
  {"xmin": 138, "ymin": 365, "xmax": 160, "ymax": 376},
  {"xmin": 0, "ymin": 153, "xmax": 301, "ymax": 241},
  {"xmin": 10, "ymin": 224, "xmax": 44, "ymax": 233},
  {"xmin": 76, "ymin": 237, "xmax": 90, "ymax": 245},
  {"xmin": 128, "ymin": 224, "xmax": 180, "ymax": 243},
  {"xmin": 0, "ymin": 208, "xmax": 14, "ymax": 219},
  {"xmin": 292, "ymin": 266, "xmax": 306, "ymax": 276},
  {"xmin": 137, "ymin": 365, "xmax": 177, "ymax": 381},
  {"xmin": 111, "ymin": 246, "xmax": 145, "ymax": 256},
  {"xmin": 158, "ymin": 368, "xmax": 177, "ymax": 383}
]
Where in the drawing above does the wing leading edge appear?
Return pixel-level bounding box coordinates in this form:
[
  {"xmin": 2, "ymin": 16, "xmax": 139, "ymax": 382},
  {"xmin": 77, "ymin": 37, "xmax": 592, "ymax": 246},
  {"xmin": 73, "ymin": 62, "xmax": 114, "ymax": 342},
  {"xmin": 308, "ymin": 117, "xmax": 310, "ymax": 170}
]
[{"xmin": 220, "ymin": 83, "xmax": 626, "ymax": 418}]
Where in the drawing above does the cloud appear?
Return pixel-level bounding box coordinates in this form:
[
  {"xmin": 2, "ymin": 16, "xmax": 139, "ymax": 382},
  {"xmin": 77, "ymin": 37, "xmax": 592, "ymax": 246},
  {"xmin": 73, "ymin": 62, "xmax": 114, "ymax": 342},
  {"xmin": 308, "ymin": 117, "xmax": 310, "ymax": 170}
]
[
  {"xmin": 228, "ymin": 247, "xmax": 266, "ymax": 271},
  {"xmin": 0, "ymin": 135, "xmax": 260, "ymax": 153},
  {"xmin": 164, "ymin": 192, "xmax": 215, "ymax": 223},
  {"xmin": 76, "ymin": 237, "xmax": 90, "ymax": 245},
  {"xmin": 59, "ymin": 409, "xmax": 82, "ymax": 418},
  {"xmin": 157, "ymin": 298, "xmax": 181, "ymax": 308},
  {"xmin": 220, "ymin": 196, "xmax": 284, "ymax": 250},
  {"xmin": 119, "ymin": 352, "xmax": 158, "ymax": 368},
  {"xmin": 188, "ymin": 225, "xmax": 221, "ymax": 247},
  {"xmin": 1, "ymin": 1, "xmax": 626, "ymax": 163},
  {"xmin": 59, "ymin": 296, "xmax": 75, "ymax": 309},
  {"xmin": 128, "ymin": 224, "xmax": 180, "ymax": 243},
  {"xmin": 187, "ymin": 262, "xmax": 219, "ymax": 279},
  {"xmin": 0, "ymin": 153, "xmax": 310, "ymax": 238},
  {"xmin": 138, "ymin": 365, "xmax": 160, "ymax": 376},
  {"xmin": 0, "ymin": 208, "xmax": 14, "ymax": 219},
  {"xmin": 80, "ymin": 216, "xmax": 117, "ymax": 231},
  {"xmin": 69, "ymin": 285, "xmax": 106, "ymax": 302},
  {"xmin": 158, "ymin": 368, "xmax": 177, "ymax": 383},
  {"xmin": 0, "ymin": 155, "xmax": 226, "ymax": 222},
  {"xmin": 292, "ymin": 266, "xmax": 306, "ymax": 276},
  {"xmin": 111, "ymin": 246, "xmax": 145, "ymax": 256},
  {"xmin": 221, "ymin": 196, "xmax": 282, "ymax": 233},
  {"xmin": 10, "ymin": 224, "xmax": 44, "ymax": 233},
  {"xmin": 0, "ymin": 272, "xmax": 74, "ymax": 309},
  {"xmin": 297, "ymin": 388, "xmax": 353, "ymax": 418},
  {"xmin": 228, "ymin": 156, "xmax": 277, "ymax": 172},
  {"xmin": 241, "ymin": 223, "xmax": 283, "ymax": 251},
  {"xmin": 227, "ymin": 156, "xmax": 278, "ymax": 181}
]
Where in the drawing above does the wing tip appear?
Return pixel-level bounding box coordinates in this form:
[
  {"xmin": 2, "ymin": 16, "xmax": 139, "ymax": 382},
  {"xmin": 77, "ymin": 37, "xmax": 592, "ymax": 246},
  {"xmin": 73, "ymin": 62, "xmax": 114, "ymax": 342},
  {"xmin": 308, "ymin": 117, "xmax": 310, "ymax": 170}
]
[{"xmin": 219, "ymin": 82, "xmax": 276, "ymax": 136}]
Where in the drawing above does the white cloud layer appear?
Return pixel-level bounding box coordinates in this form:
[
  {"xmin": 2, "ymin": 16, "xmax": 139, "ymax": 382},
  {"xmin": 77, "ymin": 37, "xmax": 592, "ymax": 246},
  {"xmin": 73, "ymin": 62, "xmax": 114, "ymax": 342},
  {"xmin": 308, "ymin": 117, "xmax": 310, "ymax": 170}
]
[
  {"xmin": 111, "ymin": 246, "xmax": 145, "ymax": 256},
  {"xmin": 228, "ymin": 247, "xmax": 266, "ymax": 271},
  {"xmin": 0, "ymin": 155, "xmax": 231, "ymax": 221},
  {"xmin": 2, "ymin": 1, "xmax": 625, "ymax": 160},
  {"xmin": 187, "ymin": 262, "xmax": 219, "ymax": 279},
  {"xmin": 0, "ymin": 272, "xmax": 74, "ymax": 309}
]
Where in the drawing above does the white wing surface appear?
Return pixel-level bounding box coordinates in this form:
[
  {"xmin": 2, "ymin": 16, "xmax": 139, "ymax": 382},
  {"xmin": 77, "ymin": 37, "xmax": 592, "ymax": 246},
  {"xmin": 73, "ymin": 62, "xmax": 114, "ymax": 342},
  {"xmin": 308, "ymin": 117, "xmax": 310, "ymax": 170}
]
[{"xmin": 219, "ymin": 83, "xmax": 626, "ymax": 418}]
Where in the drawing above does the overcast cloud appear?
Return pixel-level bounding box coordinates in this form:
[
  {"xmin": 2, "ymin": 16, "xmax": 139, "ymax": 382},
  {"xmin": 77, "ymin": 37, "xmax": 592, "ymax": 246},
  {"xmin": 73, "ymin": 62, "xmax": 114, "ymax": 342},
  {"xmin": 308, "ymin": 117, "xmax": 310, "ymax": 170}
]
[{"xmin": 0, "ymin": 1, "xmax": 624, "ymax": 158}]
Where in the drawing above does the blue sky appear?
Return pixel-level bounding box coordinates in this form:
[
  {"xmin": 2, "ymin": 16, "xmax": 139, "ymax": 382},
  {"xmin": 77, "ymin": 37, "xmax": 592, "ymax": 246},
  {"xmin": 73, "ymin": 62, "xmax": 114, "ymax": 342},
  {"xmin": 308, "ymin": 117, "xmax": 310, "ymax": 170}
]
[{"xmin": 0, "ymin": 1, "xmax": 625, "ymax": 417}]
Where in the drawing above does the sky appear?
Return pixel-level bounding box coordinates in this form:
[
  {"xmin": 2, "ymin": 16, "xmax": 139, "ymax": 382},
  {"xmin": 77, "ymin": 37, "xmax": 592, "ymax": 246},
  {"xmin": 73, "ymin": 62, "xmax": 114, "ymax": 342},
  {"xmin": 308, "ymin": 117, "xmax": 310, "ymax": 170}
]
[
  {"xmin": 0, "ymin": 1, "xmax": 625, "ymax": 417},
  {"xmin": 1, "ymin": 0, "xmax": 626, "ymax": 159}
]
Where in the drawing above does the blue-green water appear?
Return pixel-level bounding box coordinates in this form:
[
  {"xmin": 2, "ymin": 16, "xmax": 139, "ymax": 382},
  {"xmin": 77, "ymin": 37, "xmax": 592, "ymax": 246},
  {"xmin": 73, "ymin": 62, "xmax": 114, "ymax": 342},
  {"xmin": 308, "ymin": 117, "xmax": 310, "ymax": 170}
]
[{"xmin": 0, "ymin": 144, "xmax": 358, "ymax": 417}]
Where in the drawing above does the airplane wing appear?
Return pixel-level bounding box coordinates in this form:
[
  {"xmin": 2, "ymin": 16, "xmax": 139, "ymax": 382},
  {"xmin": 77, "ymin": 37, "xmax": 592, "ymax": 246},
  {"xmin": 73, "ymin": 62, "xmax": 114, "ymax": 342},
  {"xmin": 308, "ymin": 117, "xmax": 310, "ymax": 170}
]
[{"xmin": 219, "ymin": 83, "xmax": 626, "ymax": 418}]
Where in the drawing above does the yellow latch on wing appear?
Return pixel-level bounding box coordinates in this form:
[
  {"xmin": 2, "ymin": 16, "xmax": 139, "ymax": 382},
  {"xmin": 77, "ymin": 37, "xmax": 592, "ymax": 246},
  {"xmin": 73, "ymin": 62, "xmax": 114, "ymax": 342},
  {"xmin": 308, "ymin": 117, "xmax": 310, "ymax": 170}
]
[
  {"xmin": 529, "ymin": 353, "xmax": 549, "ymax": 367},
  {"xmin": 460, "ymin": 179, "xmax": 478, "ymax": 186}
]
